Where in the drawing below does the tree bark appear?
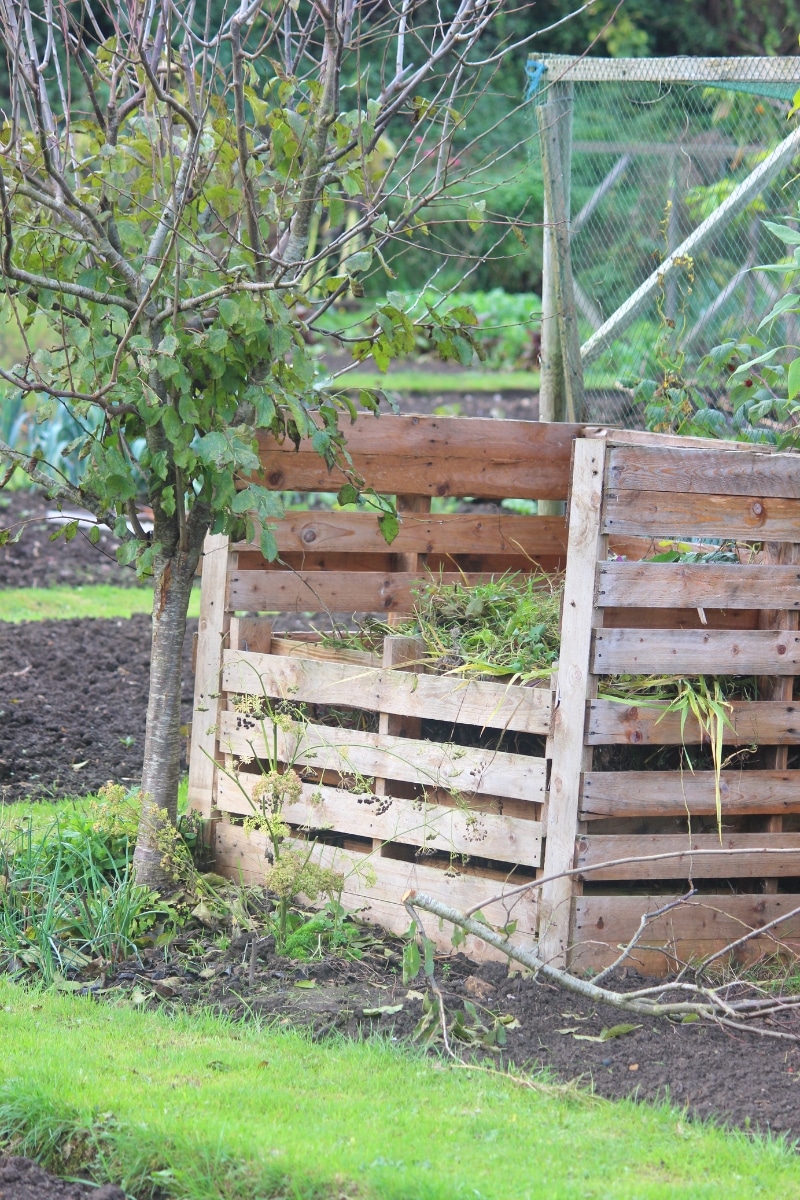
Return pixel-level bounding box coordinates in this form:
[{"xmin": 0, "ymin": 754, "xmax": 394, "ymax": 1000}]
[{"xmin": 133, "ymin": 544, "xmax": 202, "ymax": 890}]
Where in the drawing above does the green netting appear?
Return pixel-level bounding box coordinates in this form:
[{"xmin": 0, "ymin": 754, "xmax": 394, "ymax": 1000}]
[{"xmin": 527, "ymin": 56, "xmax": 800, "ymax": 425}]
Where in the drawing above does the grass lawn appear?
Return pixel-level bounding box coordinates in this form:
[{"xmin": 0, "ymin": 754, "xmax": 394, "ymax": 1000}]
[
  {"xmin": 0, "ymin": 979, "xmax": 798, "ymax": 1200},
  {"xmin": 0, "ymin": 584, "xmax": 201, "ymax": 622},
  {"xmin": 341, "ymin": 368, "xmax": 541, "ymax": 393}
]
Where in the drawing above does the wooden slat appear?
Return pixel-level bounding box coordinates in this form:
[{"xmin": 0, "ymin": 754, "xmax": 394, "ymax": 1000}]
[
  {"xmin": 593, "ymin": 628, "xmax": 800, "ymax": 675},
  {"xmin": 597, "ymin": 562, "xmax": 800, "ymax": 610},
  {"xmin": 217, "ymin": 712, "xmax": 546, "ymax": 801},
  {"xmin": 570, "ymin": 893, "xmax": 800, "ymax": 974},
  {"xmin": 236, "ymin": 551, "xmax": 554, "ymax": 576},
  {"xmin": 187, "ymin": 533, "xmax": 230, "ymax": 816},
  {"xmin": 580, "ymin": 770, "xmax": 800, "ymax": 819},
  {"xmin": 603, "ymin": 490, "xmax": 800, "ymax": 540},
  {"xmin": 576, "ymin": 833, "xmax": 800, "ymax": 879},
  {"xmin": 608, "ymin": 445, "xmax": 799, "ymax": 499},
  {"xmin": 229, "ymin": 616, "xmax": 273, "ymax": 654},
  {"xmin": 540, "ymin": 439, "xmax": 607, "ymax": 965},
  {"xmin": 588, "ymin": 698, "xmax": 800, "ymax": 745},
  {"xmin": 222, "ymin": 649, "xmax": 552, "ymax": 734},
  {"xmin": 254, "ymin": 416, "xmax": 584, "ymax": 501},
  {"xmin": 270, "ymin": 637, "xmax": 381, "ymax": 667},
  {"xmin": 602, "ymin": 607, "xmax": 758, "ymax": 630},
  {"xmin": 233, "ymin": 512, "xmax": 570, "ymax": 557},
  {"xmin": 230, "ymin": 569, "xmax": 494, "ymax": 613},
  {"xmin": 217, "ymin": 775, "xmax": 542, "ymax": 866},
  {"xmin": 214, "ymin": 822, "xmax": 538, "ymax": 960}
]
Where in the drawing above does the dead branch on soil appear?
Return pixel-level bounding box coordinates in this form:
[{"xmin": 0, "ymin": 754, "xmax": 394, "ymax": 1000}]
[{"xmin": 402, "ymin": 886, "xmax": 800, "ymax": 1043}]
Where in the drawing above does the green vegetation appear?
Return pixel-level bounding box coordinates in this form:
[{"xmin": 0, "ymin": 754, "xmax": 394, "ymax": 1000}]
[
  {"xmin": 341, "ymin": 369, "xmax": 541, "ymax": 394},
  {"xmin": 0, "ymin": 585, "xmax": 201, "ymax": 623},
  {"xmin": 396, "ymin": 572, "xmax": 563, "ymax": 684},
  {"xmin": 0, "ymin": 784, "xmax": 203, "ymax": 984},
  {"xmin": 0, "ymin": 980, "xmax": 798, "ymax": 1200}
]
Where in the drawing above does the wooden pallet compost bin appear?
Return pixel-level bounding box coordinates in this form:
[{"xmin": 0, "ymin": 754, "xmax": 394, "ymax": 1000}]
[
  {"xmin": 541, "ymin": 435, "xmax": 800, "ymax": 974},
  {"xmin": 187, "ymin": 414, "xmax": 586, "ymax": 960}
]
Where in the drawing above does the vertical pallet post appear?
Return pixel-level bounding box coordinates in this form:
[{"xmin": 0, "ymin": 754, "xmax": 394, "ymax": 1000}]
[
  {"xmin": 187, "ymin": 533, "xmax": 231, "ymax": 818},
  {"xmin": 537, "ymin": 102, "xmax": 585, "ymax": 427},
  {"xmin": 376, "ymin": 493, "xmax": 430, "ymax": 853},
  {"xmin": 539, "ymin": 437, "xmax": 606, "ymax": 966},
  {"xmin": 538, "ymin": 81, "xmax": 574, "ymax": 428},
  {"xmin": 758, "ymin": 541, "xmax": 800, "ymax": 893}
]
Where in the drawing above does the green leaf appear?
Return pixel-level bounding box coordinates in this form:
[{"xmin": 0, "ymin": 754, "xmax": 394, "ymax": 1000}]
[
  {"xmin": 207, "ymin": 328, "xmax": 229, "ymax": 354},
  {"xmin": 161, "ymin": 407, "xmax": 183, "ymax": 443},
  {"xmin": 763, "ymin": 220, "xmax": 800, "ymax": 246},
  {"xmin": 294, "ymin": 979, "xmax": 316, "ymax": 989},
  {"xmin": 259, "ymin": 526, "xmax": 278, "ymax": 562},
  {"xmin": 573, "ymin": 1023, "xmax": 642, "ymax": 1042},
  {"xmin": 788, "ymin": 357, "xmax": 800, "ymax": 402},
  {"xmin": 159, "ymin": 333, "xmax": 178, "ymax": 356},
  {"xmin": 337, "ymin": 483, "xmax": 359, "ymax": 506},
  {"xmin": 218, "ymin": 298, "xmax": 240, "ymax": 327},
  {"xmin": 466, "ymin": 200, "xmax": 486, "ymax": 232},
  {"xmin": 402, "ymin": 941, "xmax": 420, "ymax": 984},
  {"xmin": 378, "ymin": 511, "xmax": 399, "ymax": 545},
  {"xmin": 363, "ymin": 1004, "xmax": 404, "ymax": 1017},
  {"xmin": 88, "ymin": 525, "xmax": 101, "ymax": 545},
  {"xmin": 347, "ymin": 250, "xmax": 373, "ymax": 273}
]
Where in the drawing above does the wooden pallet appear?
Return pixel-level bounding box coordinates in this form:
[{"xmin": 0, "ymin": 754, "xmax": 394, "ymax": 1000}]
[
  {"xmin": 542, "ymin": 436, "xmax": 800, "ymax": 973},
  {"xmin": 189, "ymin": 413, "xmax": 577, "ymax": 958}
]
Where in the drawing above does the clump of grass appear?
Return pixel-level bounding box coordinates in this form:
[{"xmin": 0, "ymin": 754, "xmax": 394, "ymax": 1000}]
[
  {"xmin": 0, "ymin": 786, "xmax": 184, "ymax": 983},
  {"xmin": 398, "ymin": 570, "xmax": 563, "ymax": 684}
]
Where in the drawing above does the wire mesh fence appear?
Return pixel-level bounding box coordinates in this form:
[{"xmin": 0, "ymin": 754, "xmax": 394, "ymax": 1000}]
[{"xmin": 528, "ymin": 55, "xmax": 800, "ymax": 426}]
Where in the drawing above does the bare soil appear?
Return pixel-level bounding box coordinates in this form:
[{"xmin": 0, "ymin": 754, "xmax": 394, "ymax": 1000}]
[{"xmin": 0, "ymin": 1158, "xmax": 124, "ymax": 1200}]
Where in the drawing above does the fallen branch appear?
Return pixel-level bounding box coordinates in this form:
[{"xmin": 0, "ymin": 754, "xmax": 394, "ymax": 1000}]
[{"xmin": 403, "ymin": 889, "xmax": 800, "ymax": 1042}]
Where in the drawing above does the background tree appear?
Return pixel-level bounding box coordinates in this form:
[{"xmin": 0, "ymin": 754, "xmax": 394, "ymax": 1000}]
[{"xmin": 0, "ymin": 0, "xmax": 568, "ymax": 887}]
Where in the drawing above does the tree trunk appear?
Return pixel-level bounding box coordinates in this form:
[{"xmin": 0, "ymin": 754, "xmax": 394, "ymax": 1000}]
[{"xmin": 133, "ymin": 546, "xmax": 201, "ymax": 891}]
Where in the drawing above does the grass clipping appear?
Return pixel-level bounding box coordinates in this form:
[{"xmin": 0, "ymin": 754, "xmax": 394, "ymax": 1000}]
[{"xmin": 396, "ymin": 570, "xmax": 563, "ymax": 684}]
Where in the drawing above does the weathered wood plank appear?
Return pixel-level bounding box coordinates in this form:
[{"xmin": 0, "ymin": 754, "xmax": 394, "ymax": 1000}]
[
  {"xmin": 230, "ymin": 569, "xmax": 497, "ymax": 613},
  {"xmin": 541, "ymin": 439, "xmax": 607, "ymax": 965},
  {"xmin": 597, "ymin": 562, "xmax": 800, "ymax": 610},
  {"xmin": 233, "ymin": 511, "xmax": 570, "ymax": 557},
  {"xmin": 229, "ymin": 617, "xmax": 273, "ymax": 654},
  {"xmin": 222, "ymin": 650, "xmax": 552, "ymax": 734},
  {"xmin": 580, "ymin": 770, "xmax": 800, "ymax": 819},
  {"xmin": 593, "ymin": 628, "xmax": 800, "ymax": 675},
  {"xmin": 570, "ymin": 892, "xmax": 800, "ymax": 974},
  {"xmin": 576, "ymin": 833, "xmax": 800, "ymax": 879},
  {"xmin": 187, "ymin": 533, "xmax": 230, "ymax": 816},
  {"xmin": 602, "ymin": 607, "xmax": 758, "ymax": 630},
  {"xmin": 217, "ymin": 712, "xmax": 546, "ymax": 801},
  {"xmin": 603, "ymin": 490, "xmax": 800, "ymax": 540},
  {"xmin": 217, "ymin": 775, "xmax": 543, "ymax": 865},
  {"xmin": 588, "ymin": 698, "xmax": 800, "ymax": 745},
  {"xmin": 254, "ymin": 416, "xmax": 583, "ymax": 500},
  {"xmin": 270, "ymin": 637, "xmax": 381, "ymax": 667},
  {"xmin": 607, "ymin": 445, "xmax": 799, "ymax": 499},
  {"xmin": 214, "ymin": 822, "xmax": 538, "ymax": 960}
]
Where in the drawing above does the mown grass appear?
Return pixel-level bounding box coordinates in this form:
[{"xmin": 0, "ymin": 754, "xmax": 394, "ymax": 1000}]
[
  {"xmin": 0, "ymin": 780, "xmax": 189, "ymax": 827},
  {"xmin": 341, "ymin": 368, "xmax": 541, "ymax": 393},
  {"xmin": 0, "ymin": 585, "xmax": 201, "ymax": 622},
  {"xmin": 0, "ymin": 979, "xmax": 798, "ymax": 1200}
]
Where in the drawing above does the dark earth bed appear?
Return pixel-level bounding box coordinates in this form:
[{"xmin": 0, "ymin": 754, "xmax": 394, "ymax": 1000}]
[{"xmin": 1, "ymin": 487, "xmax": 800, "ymax": 1194}]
